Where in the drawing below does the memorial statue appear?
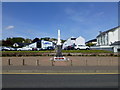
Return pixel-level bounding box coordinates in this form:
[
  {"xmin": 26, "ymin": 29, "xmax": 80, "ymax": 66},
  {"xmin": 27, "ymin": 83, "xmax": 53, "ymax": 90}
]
[
  {"xmin": 56, "ymin": 30, "xmax": 63, "ymax": 57},
  {"xmin": 50, "ymin": 29, "xmax": 69, "ymax": 61}
]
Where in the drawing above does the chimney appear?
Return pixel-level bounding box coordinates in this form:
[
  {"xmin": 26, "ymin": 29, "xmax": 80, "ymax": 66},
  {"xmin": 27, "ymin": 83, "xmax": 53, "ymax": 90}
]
[{"xmin": 99, "ymin": 31, "xmax": 102, "ymax": 34}]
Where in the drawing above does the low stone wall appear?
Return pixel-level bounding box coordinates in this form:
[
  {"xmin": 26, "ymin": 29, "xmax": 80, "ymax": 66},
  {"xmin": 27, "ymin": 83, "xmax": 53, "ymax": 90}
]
[{"xmin": 2, "ymin": 56, "xmax": 118, "ymax": 66}]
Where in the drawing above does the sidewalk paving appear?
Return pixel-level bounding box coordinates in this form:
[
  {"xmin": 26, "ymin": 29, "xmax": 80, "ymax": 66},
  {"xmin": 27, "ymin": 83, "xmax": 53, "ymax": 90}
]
[{"xmin": 2, "ymin": 66, "xmax": 118, "ymax": 73}]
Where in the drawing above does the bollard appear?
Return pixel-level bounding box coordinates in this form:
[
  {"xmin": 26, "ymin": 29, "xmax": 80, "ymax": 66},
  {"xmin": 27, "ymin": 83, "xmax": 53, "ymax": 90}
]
[
  {"xmin": 51, "ymin": 60, "xmax": 54, "ymax": 66},
  {"xmin": 70, "ymin": 60, "xmax": 72, "ymax": 66},
  {"xmin": 8, "ymin": 59, "xmax": 11, "ymax": 65},
  {"xmin": 36, "ymin": 60, "xmax": 39, "ymax": 66},
  {"xmin": 97, "ymin": 58, "xmax": 99, "ymax": 66},
  {"xmin": 23, "ymin": 59, "xmax": 25, "ymax": 66}
]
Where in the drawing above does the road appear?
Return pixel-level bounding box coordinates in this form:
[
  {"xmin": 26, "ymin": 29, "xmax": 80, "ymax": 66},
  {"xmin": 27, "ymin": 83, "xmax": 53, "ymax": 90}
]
[{"xmin": 2, "ymin": 74, "xmax": 119, "ymax": 88}]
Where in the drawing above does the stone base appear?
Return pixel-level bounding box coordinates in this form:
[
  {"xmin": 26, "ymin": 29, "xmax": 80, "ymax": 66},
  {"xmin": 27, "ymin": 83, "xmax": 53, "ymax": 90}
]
[
  {"xmin": 53, "ymin": 60, "xmax": 71, "ymax": 66},
  {"xmin": 50, "ymin": 56, "xmax": 69, "ymax": 61}
]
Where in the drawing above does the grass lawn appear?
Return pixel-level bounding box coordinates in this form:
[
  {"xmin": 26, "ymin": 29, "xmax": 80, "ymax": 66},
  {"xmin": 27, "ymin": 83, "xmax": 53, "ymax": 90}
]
[
  {"xmin": 1, "ymin": 50, "xmax": 55, "ymax": 53},
  {"xmin": 1, "ymin": 50, "xmax": 113, "ymax": 53},
  {"xmin": 62, "ymin": 50, "xmax": 113, "ymax": 53}
]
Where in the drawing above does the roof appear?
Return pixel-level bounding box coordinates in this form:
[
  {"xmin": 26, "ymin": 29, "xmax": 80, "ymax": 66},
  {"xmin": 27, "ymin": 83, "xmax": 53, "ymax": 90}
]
[
  {"xmin": 111, "ymin": 41, "xmax": 120, "ymax": 45},
  {"xmin": 97, "ymin": 26, "xmax": 120, "ymax": 37},
  {"xmin": 85, "ymin": 39, "xmax": 97, "ymax": 43},
  {"xmin": 14, "ymin": 43, "xmax": 31, "ymax": 46}
]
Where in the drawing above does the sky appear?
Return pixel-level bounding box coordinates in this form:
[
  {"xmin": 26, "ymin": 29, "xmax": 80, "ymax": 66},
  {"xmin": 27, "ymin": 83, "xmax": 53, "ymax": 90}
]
[{"xmin": 2, "ymin": 2, "xmax": 118, "ymax": 41}]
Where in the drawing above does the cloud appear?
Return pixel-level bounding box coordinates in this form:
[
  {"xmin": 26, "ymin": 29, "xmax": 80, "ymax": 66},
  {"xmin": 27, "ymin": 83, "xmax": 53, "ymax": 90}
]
[
  {"xmin": 64, "ymin": 8, "xmax": 90, "ymax": 23},
  {"xmin": 95, "ymin": 12, "xmax": 104, "ymax": 17},
  {"xmin": 5, "ymin": 25, "xmax": 15, "ymax": 30},
  {"xmin": 65, "ymin": 8, "xmax": 76, "ymax": 15}
]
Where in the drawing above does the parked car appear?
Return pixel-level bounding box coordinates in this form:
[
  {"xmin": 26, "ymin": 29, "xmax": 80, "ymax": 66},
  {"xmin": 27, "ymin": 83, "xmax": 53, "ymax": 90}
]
[
  {"xmin": 46, "ymin": 46, "xmax": 55, "ymax": 50},
  {"xmin": 2, "ymin": 47, "xmax": 15, "ymax": 51},
  {"xmin": 64, "ymin": 45, "xmax": 75, "ymax": 50},
  {"xmin": 17, "ymin": 47, "xmax": 32, "ymax": 51},
  {"xmin": 32, "ymin": 48, "xmax": 38, "ymax": 51},
  {"xmin": 37, "ymin": 48, "xmax": 44, "ymax": 51},
  {"xmin": 74, "ymin": 45, "xmax": 89, "ymax": 50}
]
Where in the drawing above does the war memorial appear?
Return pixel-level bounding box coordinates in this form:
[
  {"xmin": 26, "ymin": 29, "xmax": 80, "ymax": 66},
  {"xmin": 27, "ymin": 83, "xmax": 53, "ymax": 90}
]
[{"xmin": 50, "ymin": 30, "xmax": 69, "ymax": 61}]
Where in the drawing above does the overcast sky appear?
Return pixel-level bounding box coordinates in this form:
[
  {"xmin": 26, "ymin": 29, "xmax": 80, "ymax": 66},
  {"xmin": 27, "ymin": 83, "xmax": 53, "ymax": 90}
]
[{"xmin": 2, "ymin": 2, "xmax": 118, "ymax": 41}]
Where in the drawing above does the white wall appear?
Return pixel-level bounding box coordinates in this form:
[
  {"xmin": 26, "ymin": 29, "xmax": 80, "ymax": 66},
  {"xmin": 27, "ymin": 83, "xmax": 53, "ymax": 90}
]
[
  {"xmin": 41, "ymin": 40, "xmax": 53, "ymax": 49},
  {"xmin": 26, "ymin": 42, "xmax": 37, "ymax": 48},
  {"xmin": 24, "ymin": 40, "xmax": 53, "ymax": 49},
  {"xmin": 62, "ymin": 41, "xmax": 67, "ymax": 49},
  {"xmin": 75, "ymin": 36, "xmax": 85, "ymax": 45},
  {"xmin": 97, "ymin": 27, "xmax": 119, "ymax": 46},
  {"xmin": 108, "ymin": 29, "xmax": 118, "ymax": 45},
  {"xmin": 62, "ymin": 37, "xmax": 76, "ymax": 49},
  {"xmin": 62, "ymin": 36, "xmax": 85, "ymax": 49},
  {"xmin": 118, "ymin": 28, "xmax": 120, "ymax": 41}
]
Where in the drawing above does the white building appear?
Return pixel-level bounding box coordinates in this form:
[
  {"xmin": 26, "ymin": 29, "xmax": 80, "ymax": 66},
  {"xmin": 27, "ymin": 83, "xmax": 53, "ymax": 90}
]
[
  {"xmin": 96, "ymin": 26, "xmax": 120, "ymax": 52},
  {"xmin": 62, "ymin": 36, "xmax": 85, "ymax": 49},
  {"xmin": 41, "ymin": 40, "xmax": 54, "ymax": 49},
  {"xmin": 97, "ymin": 26, "xmax": 120, "ymax": 46},
  {"xmin": 23, "ymin": 40, "xmax": 54, "ymax": 49},
  {"xmin": 75, "ymin": 36, "xmax": 85, "ymax": 45}
]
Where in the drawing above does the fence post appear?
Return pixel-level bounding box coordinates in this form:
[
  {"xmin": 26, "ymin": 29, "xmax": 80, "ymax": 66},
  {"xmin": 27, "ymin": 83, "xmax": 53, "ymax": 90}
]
[
  {"xmin": 8, "ymin": 59, "xmax": 11, "ymax": 65},
  {"xmin": 23, "ymin": 59, "xmax": 25, "ymax": 66},
  {"xmin": 51, "ymin": 60, "xmax": 54, "ymax": 66},
  {"xmin": 36, "ymin": 59, "xmax": 39, "ymax": 66},
  {"xmin": 70, "ymin": 60, "xmax": 72, "ymax": 66}
]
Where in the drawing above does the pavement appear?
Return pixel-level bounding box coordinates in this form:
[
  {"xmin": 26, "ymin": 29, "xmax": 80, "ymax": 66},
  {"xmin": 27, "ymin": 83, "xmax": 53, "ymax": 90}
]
[
  {"xmin": 2, "ymin": 66, "xmax": 118, "ymax": 74},
  {"xmin": 2, "ymin": 74, "xmax": 119, "ymax": 88}
]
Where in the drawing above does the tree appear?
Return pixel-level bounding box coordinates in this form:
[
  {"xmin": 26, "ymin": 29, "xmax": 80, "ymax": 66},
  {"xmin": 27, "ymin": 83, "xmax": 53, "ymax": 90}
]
[
  {"xmin": 41, "ymin": 37, "xmax": 50, "ymax": 41},
  {"xmin": 24, "ymin": 38, "xmax": 32, "ymax": 43},
  {"xmin": 11, "ymin": 37, "xmax": 25, "ymax": 43},
  {"xmin": 2, "ymin": 37, "xmax": 25, "ymax": 47},
  {"xmin": 32, "ymin": 38, "xmax": 40, "ymax": 43},
  {"xmin": 2, "ymin": 40, "xmax": 11, "ymax": 47},
  {"xmin": 0, "ymin": 40, "xmax": 2, "ymax": 46},
  {"xmin": 61, "ymin": 39, "xmax": 66, "ymax": 43}
]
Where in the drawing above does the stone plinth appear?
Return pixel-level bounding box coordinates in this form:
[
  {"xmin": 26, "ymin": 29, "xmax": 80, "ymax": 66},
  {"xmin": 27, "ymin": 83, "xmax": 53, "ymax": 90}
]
[{"xmin": 52, "ymin": 61, "xmax": 71, "ymax": 66}]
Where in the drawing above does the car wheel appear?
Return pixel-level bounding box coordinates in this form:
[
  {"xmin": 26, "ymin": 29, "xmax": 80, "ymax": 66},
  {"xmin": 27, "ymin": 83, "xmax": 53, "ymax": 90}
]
[{"xmin": 77, "ymin": 48, "xmax": 80, "ymax": 50}]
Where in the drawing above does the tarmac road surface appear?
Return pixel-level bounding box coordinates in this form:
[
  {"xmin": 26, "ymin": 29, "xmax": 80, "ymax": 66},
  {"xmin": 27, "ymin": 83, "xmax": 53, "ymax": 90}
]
[{"xmin": 2, "ymin": 74, "xmax": 119, "ymax": 88}]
